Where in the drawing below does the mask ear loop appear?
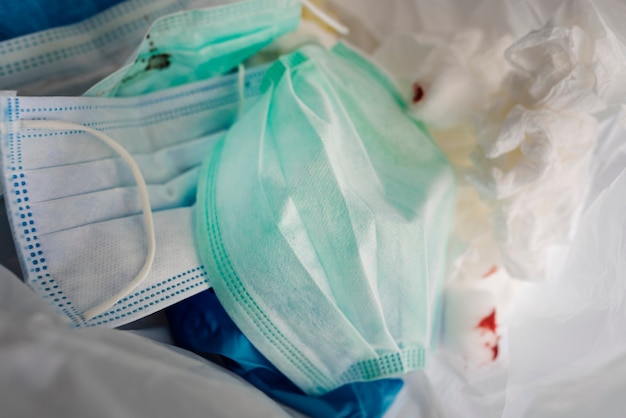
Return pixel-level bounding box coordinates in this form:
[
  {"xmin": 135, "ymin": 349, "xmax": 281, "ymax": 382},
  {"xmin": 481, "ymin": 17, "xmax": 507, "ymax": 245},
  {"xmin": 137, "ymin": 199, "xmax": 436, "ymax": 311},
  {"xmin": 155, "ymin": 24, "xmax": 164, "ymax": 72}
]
[
  {"xmin": 19, "ymin": 119, "xmax": 155, "ymax": 322},
  {"xmin": 299, "ymin": 0, "xmax": 349, "ymax": 35}
]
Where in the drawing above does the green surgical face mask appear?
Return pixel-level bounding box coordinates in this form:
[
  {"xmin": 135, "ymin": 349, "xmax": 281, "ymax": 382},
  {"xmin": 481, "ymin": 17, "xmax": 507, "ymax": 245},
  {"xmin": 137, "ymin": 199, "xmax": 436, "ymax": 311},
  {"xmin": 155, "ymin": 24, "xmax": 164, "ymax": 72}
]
[
  {"xmin": 85, "ymin": 0, "xmax": 301, "ymax": 97},
  {"xmin": 195, "ymin": 42, "xmax": 456, "ymax": 395}
]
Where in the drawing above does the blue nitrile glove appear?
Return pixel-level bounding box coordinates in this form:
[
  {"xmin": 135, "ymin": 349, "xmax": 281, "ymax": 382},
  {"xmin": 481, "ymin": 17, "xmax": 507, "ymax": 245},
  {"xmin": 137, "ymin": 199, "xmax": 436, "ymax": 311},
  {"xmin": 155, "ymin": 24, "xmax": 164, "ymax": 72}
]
[
  {"xmin": 0, "ymin": 0, "xmax": 127, "ymax": 41},
  {"xmin": 166, "ymin": 290, "xmax": 404, "ymax": 418}
]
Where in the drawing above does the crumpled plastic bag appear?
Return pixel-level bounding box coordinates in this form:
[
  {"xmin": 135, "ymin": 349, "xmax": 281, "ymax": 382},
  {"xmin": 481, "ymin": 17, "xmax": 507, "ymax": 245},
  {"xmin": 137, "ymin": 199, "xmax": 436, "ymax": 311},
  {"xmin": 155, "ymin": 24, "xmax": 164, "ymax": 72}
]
[
  {"xmin": 0, "ymin": 264, "xmax": 295, "ymax": 418},
  {"xmin": 502, "ymin": 110, "xmax": 626, "ymax": 418},
  {"xmin": 369, "ymin": 0, "xmax": 626, "ymax": 282}
]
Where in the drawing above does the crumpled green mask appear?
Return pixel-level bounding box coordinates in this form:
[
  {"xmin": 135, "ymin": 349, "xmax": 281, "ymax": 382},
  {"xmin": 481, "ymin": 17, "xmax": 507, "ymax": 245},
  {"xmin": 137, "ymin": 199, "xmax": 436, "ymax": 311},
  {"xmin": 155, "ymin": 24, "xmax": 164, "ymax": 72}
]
[{"xmin": 194, "ymin": 41, "xmax": 456, "ymax": 395}]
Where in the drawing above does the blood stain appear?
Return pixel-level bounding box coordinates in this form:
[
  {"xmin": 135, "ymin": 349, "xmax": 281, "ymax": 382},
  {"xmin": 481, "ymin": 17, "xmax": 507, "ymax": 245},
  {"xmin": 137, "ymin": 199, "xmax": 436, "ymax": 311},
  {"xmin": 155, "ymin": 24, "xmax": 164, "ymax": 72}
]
[
  {"xmin": 412, "ymin": 82, "xmax": 424, "ymax": 103},
  {"xmin": 477, "ymin": 309, "xmax": 497, "ymax": 333},
  {"xmin": 146, "ymin": 53, "xmax": 171, "ymax": 70},
  {"xmin": 482, "ymin": 265, "xmax": 498, "ymax": 278},
  {"xmin": 491, "ymin": 342, "xmax": 499, "ymax": 360}
]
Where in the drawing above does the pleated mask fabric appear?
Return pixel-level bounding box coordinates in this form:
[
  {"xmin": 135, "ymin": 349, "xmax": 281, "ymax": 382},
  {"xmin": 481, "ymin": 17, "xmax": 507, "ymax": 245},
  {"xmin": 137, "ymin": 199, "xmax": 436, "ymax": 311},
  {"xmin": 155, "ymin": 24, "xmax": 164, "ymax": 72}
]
[
  {"xmin": 0, "ymin": 0, "xmax": 243, "ymax": 96},
  {"xmin": 0, "ymin": 66, "xmax": 267, "ymax": 327},
  {"xmin": 85, "ymin": 0, "xmax": 301, "ymax": 97},
  {"xmin": 195, "ymin": 42, "xmax": 456, "ymax": 395}
]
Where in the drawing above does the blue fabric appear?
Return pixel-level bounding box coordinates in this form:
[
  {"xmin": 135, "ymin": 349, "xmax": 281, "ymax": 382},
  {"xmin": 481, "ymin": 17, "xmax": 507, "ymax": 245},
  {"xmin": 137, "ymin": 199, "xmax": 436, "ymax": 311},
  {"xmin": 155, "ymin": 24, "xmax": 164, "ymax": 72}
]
[
  {"xmin": 0, "ymin": 0, "xmax": 126, "ymax": 41},
  {"xmin": 166, "ymin": 290, "xmax": 404, "ymax": 418}
]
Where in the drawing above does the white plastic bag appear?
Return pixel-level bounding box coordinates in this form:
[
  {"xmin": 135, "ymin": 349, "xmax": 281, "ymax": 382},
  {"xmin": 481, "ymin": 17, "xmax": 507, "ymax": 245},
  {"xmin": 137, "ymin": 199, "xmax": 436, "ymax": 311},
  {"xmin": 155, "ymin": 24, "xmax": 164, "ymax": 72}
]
[
  {"xmin": 0, "ymin": 264, "xmax": 294, "ymax": 418},
  {"xmin": 503, "ymin": 111, "xmax": 626, "ymax": 418}
]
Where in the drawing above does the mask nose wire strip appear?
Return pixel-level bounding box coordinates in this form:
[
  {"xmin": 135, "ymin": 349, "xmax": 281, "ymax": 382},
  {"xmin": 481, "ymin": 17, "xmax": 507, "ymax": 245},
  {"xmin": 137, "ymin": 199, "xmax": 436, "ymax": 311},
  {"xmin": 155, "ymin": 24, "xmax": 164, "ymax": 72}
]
[
  {"xmin": 19, "ymin": 119, "xmax": 156, "ymax": 322},
  {"xmin": 299, "ymin": 0, "xmax": 349, "ymax": 35},
  {"xmin": 237, "ymin": 63, "xmax": 245, "ymax": 119}
]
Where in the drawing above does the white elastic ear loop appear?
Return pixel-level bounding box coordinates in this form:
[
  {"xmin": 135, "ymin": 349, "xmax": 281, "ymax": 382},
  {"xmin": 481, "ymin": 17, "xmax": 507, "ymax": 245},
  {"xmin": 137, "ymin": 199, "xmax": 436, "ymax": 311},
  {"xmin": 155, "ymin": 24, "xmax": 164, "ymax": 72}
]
[
  {"xmin": 299, "ymin": 0, "xmax": 349, "ymax": 35},
  {"xmin": 237, "ymin": 63, "xmax": 246, "ymax": 119},
  {"xmin": 20, "ymin": 119, "xmax": 156, "ymax": 322}
]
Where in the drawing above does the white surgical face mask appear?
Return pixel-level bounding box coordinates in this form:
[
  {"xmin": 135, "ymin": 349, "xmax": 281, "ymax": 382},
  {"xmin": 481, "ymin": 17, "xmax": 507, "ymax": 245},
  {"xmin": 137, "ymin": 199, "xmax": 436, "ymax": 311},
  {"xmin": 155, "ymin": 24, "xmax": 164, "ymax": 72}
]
[
  {"xmin": 0, "ymin": 0, "xmax": 237, "ymax": 96},
  {"xmin": 0, "ymin": 66, "xmax": 267, "ymax": 327}
]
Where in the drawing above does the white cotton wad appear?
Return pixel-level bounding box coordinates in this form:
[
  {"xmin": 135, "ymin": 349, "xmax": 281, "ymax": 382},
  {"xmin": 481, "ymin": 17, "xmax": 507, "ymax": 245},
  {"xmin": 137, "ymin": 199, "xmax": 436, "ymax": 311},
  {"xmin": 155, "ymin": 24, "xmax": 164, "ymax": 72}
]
[
  {"xmin": 373, "ymin": 30, "xmax": 513, "ymax": 130},
  {"xmin": 443, "ymin": 284, "xmax": 500, "ymax": 365}
]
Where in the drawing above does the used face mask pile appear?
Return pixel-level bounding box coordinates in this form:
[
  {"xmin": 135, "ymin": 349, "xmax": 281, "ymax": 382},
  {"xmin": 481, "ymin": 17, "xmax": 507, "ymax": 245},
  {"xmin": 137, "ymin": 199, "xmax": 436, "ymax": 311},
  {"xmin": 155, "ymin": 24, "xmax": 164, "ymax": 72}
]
[
  {"xmin": 0, "ymin": 0, "xmax": 456, "ymax": 417},
  {"xmin": 4, "ymin": 0, "xmax": 626, "ymax": 417}
]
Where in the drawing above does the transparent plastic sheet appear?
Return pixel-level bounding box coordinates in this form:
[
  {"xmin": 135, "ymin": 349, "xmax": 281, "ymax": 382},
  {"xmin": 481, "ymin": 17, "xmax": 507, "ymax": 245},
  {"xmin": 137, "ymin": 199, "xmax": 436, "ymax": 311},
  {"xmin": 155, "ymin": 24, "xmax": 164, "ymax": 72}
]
[{"xmin": 502, "ymin": 110, "xmax": 626, "ymax": 418}]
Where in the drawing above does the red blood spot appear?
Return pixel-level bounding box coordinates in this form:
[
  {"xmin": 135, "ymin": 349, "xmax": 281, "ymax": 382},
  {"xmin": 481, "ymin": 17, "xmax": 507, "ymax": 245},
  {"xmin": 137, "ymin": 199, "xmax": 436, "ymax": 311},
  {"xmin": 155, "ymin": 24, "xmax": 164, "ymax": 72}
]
[
  {"xmin": 477, "ymin": 310, "xmax": 500, "ymax": 362},
  {"xmin": 482, "ymin": 265, "xmax": 498, "ymax": 278},
  {"xmin": 412, "ymin": 82, "xmax": 424, "ymax": 103},
  {"xmin": 491, "ymin": 342, "xmax": 499, "ymax": 360},
  {"xmin": 477, "ymin": 309, "xmax": 497, "ymax": 333}
]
